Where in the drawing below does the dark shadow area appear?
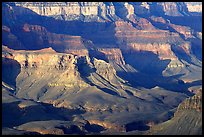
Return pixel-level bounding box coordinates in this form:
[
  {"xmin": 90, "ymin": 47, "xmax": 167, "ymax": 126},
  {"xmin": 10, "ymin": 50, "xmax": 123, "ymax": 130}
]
[
  {"xmin": 148, "ymin": 18, "xmax": 171, "ymax": 31},
  {"xmin": 170, "ymin": 44, "xmax": 193, "ymax": 65},
  {"xmin": 88, "ymin": 49, "xmax": 109, "ymax": 64},
  {"xmin": 85, "ymin": 123, "xmax": 105, "ymax": 133},
  {"xmin": 123, "ymin": 51, "xmax": 171, "ymax": 76},
  {"xmin": 55, "ymin": 122, "xmax": 105, "ymax": 134},
  {"xmin": 117, "ymin": 50, "xmax": 198, "ymax": 96},
  {"xmin": 173, "ymin": 45, "xmax": 193, "ymax": 60},
  {"xmin": 189, "ymin": 38, "xmax": 202, "ymax": 62},
  {"xmin": 56, "ymin": 125, "xmax": 86, "ymax": 135},
  {"xmin": 2, "ymin": 26, "xmax": 25, "ymax": 49},
  {"xmin": 176, "ymin": 3, "xmax": 189, "ymax": 16},
  {"xmin": 112, "ymin": 2, "xmax": 128, "ymax": 21},
  {"xmin": 2, "ymin": 101, "xmax": 86, "ymax": 128},
  {"xmin": 125, "ymin": 121, "xmax": 150, "ymax": 132},
  {"xmin": 125, "ymin": 90, "xmax": 134, "ymax": 96},
  {"xmin": 149, "ymin": 3, "xmax": 166, "ymax": 17},
  {"xmin": 76, "ymin": 56, "xmax": 96, "ymax": 79},
  {"xmin": 98, "ymin": 87, "xmax": 121, "ymax": 97},
  {"xmin": 2, "ymin": 58, "xmax": 21, "ymax": 88},
  {"xmin": 2, "ymin": 127, "xmax": 41, "ymax": 135},
  {"xmin": 185, "ymin": 80, "xmax": 202, "ymax": 87},
  {"xmin": 117, "ymin": 69, "xmax": 196, "ymax": 96},
  {"xmin": 164, "ymin": 15, "xmax": 202, "ymax": 32}
]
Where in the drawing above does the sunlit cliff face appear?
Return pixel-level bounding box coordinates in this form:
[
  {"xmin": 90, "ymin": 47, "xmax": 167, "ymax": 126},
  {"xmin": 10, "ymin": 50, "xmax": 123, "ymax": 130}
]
[{"xmin": 2, "ymin": 2, "xmax": 202, "ymax": 135}]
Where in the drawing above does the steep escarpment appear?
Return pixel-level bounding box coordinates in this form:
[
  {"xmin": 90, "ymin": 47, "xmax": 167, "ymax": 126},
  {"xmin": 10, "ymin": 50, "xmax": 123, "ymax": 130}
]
[
  {"xmin": 2, "ymin": 2, "xmax": 202, "ymax": 135},
  {"xmin": 93, "ymin": 58, "xmax": 118, "ymax": 83},
  {"xmin": 176, "ymin": 91, "xmax": 202, "ymax": 112},
  {"xmin": 147, "ymin": 91, "xmax": 202, "ymax": 135},
  {"xmin": 13, "ymin": 2, "xmax": 115, "ymax": 22},
  {"xmin": 114, "ymin": 19, "xmax": 201, "ymax": 82},
  {"xmin": 114, "ymin": 20, "xmax": 187, "ymax": 53},
  {"xmin": 2, "ymin": 46, "xmax": 89, "ymax": 100},
  {"xmin": 96, "ymin": 48, "xmax": 125, "ymax": 65},
  {"xmin": 185, "ymin": 2, "xmax": 202, "ymax": 13},
  {"xmin": 10, "ymin": 2, "xmax": 195, "ymax": 22},
  {"xmin": 3, "ymin": 23, "xmax": 86, "ymax": 51}
]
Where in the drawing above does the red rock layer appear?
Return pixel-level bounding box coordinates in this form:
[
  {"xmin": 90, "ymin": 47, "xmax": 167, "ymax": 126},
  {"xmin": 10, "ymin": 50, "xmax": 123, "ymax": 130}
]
[
  {"xmin": 115, "ymin": 20, "xmax": 181, "ymax": 44},
  {"xmin": 150, "ymin": 16, "xmax": 167, "ymax": 24},
  {"xmin": 21, "ymin": 23, "xmax": 86, "ymax": 51},
  {"xmin": 64, "ymin": 49, "xmax": 89, "ymax": 57},
  {"xmin": 114, "ymin": 20, "xmax": 184, "ymax": 60},
  {"xmin": 169, "ymin": 24, "xmax": 193, "ymax": 39},
  {"xmin": 98, "ymin": 48, "xmax": 125, "ymax": 65}
]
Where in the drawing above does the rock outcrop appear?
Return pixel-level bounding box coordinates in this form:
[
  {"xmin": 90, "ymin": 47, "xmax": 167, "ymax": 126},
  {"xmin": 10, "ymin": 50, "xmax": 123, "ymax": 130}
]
[
  {"xmin": 147, "ymin": 91, "xmax": 202, "ymax": 135},
  {"xmin": 93, "ymin": 58, "xmax": 117, "ymax": 82},
  {"xmin": 88, "ymin": 120, "xmax": 125, "ymax": 132},
  {"xmin": 2, "ymin": 46, "xmax": 89, "ymax": 100},
  {"xmin": 169, "ymin": 24, "xmax": 193, "ymax": 39},
  {"xmin": 3, "ymin": 23, "xmax": 86, "ymax": 51},
  {"xmin": 2, "ymin": 2, "xmax": 202, "ymax": 135},
  {"xmin": 185, "ymin": 2, "xmax": 202, "ymax": 13},
  {"xmin": 3, "ymin": 46, "xmax": 77, "ymax": 70},
  {"xmin": 176, "ymin": 91, "xmax": 202, "ymax": 112},
  {"xmin": 97, "ymin": 48, "xmax": 125, "ymax": 65}
]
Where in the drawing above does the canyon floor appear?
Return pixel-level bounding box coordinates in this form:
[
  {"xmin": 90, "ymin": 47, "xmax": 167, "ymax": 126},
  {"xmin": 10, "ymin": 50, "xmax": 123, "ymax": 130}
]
[{"xmin": 2, "ymin": 2, "xmax": 202, "ymax": 135}]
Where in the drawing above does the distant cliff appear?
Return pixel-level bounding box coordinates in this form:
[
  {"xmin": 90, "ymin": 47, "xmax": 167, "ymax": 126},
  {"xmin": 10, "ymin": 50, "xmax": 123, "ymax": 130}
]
[{"xmin": 7, "ymin": 2, "xmax": 201, "ymax": 22}]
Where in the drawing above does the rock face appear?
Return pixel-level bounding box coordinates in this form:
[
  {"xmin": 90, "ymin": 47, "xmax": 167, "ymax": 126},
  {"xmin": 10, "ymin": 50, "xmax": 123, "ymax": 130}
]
[
  {"xmin": 147, "ymin": 91, "xmax": 202, "ymax": 135},
  {"xmin": 114, "ymin": 20, "xmax": 185, "ymax": 53},
  {"xmin": 176, "ymin": 91, "xmax": 202, "ymax": 112},
  {"xmin": 169, "ymin": 24, "xmax": 193, "ymax": 39},
  {"xmin": 3, "ymin": 23, "xmax": 86, "ymax": 51},
  {"xmin": 97, "ymin": 48, "xmax": 125, "ymax": 65},
  {"xmin": 185, "ymin": 2, "xmax": 202, "ymax": 13},
  {"xmin": 88, "ymin": 120, "xmax": 125, "ymax": 132},
  {"xmin": 2, "ymin": 2, "xmax": 202, "ymax": 135},
  {"xmin": 2, "ymin": 46, "xmax": 77, "ymax": 71},
  {"xmin": 93, "ymin": 58, "xmax": 117, "ymax": 82},
  {"xmin": 11, "ymin": 2, "xmax": 197, "ymax": 21},
  {"xmin": 157, "ymin": 2, "xmax": 189, "ymax": 16},
  {"xmin": 2, "ymin": 46, "xmax": 89, "ymax": 100},
  {"xmin": 13, "ymin": 2, "xmax": 115, "ymax": 22},
  {"xmin": 123, "ymin": 43, "xmax": 177, "ymax": 60}
]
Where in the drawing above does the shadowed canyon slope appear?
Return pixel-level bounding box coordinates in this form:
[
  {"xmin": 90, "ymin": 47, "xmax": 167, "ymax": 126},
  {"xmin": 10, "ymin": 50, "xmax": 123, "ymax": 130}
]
[
  {"xmin": 2, "ymin": 2, "xmax": 202, "ymax": 135},
  {"xmin": 146, "ymin": 91, "xmax": 202, "ymax": 135}
]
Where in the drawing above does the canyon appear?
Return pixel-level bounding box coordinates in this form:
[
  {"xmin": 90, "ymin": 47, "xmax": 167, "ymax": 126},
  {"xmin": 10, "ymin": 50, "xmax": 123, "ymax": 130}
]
[{"xmin": 2, "ymin": 2, "xmax": 202, "ymax": 135}]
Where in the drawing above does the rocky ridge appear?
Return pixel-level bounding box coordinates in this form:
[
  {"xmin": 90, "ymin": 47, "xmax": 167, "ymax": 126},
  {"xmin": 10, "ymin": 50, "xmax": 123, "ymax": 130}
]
[
  {"xmin": 12, "ymin": 2, "xmax": 201, "ymax": 22},
  {"xmin": 146, "ymin": 91, "xmax": 202, "ymax": 135},
  {"xmin": 2, "ymin": 2, "xmax": 202, "ymax": 135}
]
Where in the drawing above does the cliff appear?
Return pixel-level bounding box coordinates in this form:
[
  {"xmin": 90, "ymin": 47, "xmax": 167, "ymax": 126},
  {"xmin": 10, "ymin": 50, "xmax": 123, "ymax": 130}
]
[
  {"xmin": 97, "ymin": 48, "xmax": 125, "ymax": 65},
  {"xmin": 2, "ymin": 46, "xmax": 89, "ymax": 100},
  {"xmin": 147, "ymin": 91, "xmax": 202, "ymax": 135},
  {"xmin": 8, "ymin": 2, "xmax": 198, "ymax": 22},
  {"xmin": 2, "ymin": 2, "xmax": 202, "ymax": 135},
  {"xmin": 185, "ymin": 2, "xmax": 202, "ymax": 13},
  {"xmin": 3, "ymin": 23, "xmax": 86, "ymax": 51}
]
